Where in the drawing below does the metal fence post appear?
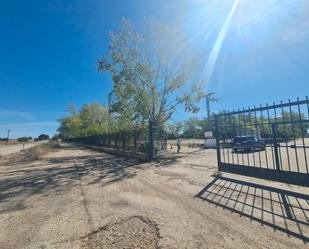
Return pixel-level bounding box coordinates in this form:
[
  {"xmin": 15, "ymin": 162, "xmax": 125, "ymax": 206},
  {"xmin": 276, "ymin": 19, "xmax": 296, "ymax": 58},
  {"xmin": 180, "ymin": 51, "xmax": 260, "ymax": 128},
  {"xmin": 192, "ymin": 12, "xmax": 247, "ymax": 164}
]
[
  {"xmin": 272, "ymin": 123, "xmax": 281, "ymax": 172},
  {"xmin": 134, "ymin": 130, "xmax": 137, "ymax": 151},
  {"xmin": 122, "ymin": 131, "xmax": 125, "ymax": 150},
  {"xmin": 214, "ymin": 115, "xmax": 221, "ymax": 170},
  {"xmin": 148, "ymin": 119, "xmax": 154, "ymax": 161}
]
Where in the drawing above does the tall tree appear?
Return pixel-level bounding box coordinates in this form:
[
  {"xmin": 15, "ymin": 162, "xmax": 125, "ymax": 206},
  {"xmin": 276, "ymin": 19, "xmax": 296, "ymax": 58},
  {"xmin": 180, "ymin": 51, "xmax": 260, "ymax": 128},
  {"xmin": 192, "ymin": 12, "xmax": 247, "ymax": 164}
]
[
  {"xmin": 57, "ymin": 104, "xmax": 81, "ymax": 138},
  {"xmin": 58, "ymin": 103, "xmax": 110, "ymax": 138},
  {"xmin": 182, "ymin": 118, "xmax": 203, "ymax": 138},
  {"xmin": 79, "ymin": 103, "xmax": 110, "ymax": 136},
  {"xmin": 98, "ymin": 19, "xmax": 204, "ymax": 126}
]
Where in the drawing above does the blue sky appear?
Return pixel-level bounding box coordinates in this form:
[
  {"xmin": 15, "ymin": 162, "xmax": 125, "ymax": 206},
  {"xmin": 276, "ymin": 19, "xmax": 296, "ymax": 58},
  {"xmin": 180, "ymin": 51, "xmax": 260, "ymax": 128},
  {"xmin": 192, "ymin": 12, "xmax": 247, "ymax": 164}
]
[{"xmin": 0, "ymin": 0, "xmax": 308, "ymax": 138}]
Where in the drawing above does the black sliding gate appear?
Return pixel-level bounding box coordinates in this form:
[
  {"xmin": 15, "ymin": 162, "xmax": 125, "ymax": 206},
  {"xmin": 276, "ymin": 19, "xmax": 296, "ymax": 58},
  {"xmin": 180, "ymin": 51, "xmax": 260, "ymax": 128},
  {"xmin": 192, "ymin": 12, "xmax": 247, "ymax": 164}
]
[{"xmin": 215, "ymin": 97, "xmax": 309, "ymax": 187}]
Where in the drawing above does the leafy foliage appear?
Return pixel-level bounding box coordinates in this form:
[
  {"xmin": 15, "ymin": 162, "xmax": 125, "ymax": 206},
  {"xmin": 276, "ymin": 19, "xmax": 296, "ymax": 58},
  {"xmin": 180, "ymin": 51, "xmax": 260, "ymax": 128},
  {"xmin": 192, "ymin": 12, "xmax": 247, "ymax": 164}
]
[
  {"xmin": 38, "ymin": 134, "xmax": 49, "ymax": 140},
  {"xmin": 166, "ymin": 121, "xmax": 184, "ymax": 139},
  {"xmin": 182, "ymin": 118, "xmax": 204, "ymax": 138},
  {"xmin": 98, "ymin": 19, "xmax": 205, "ymax": 125},
  {"xmin": 79, "ymin": 103, "xmax": 110, "ymax": 136},
  {"xmin": 217, "ymin": 111, "xmax": 309, "ymax": 142},
  {"xmin": 58, "ymin": 103, "xmax": 110, "ymax": 138},
  {"xmin": 17, "ymin": 137, "xmax": 30, "ymax": 142},
  {"xmin": 166, "ymin": 111, "xmax": 309, "ymax": 142}
]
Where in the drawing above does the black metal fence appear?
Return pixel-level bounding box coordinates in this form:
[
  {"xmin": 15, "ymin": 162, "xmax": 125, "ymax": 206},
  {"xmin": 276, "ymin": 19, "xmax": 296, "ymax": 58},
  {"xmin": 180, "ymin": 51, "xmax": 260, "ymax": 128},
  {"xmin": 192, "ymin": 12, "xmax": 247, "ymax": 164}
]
[
  {"xmin": 215, "ymin": 97, "xmax": 309, "ymax": 187},
  {"xmin": 66, "ymin": 121, "xmax": 167, "ymax": 161},
  {"xmin": 149, "ymin": 122, "xmax": 168, "ymax": 160}
]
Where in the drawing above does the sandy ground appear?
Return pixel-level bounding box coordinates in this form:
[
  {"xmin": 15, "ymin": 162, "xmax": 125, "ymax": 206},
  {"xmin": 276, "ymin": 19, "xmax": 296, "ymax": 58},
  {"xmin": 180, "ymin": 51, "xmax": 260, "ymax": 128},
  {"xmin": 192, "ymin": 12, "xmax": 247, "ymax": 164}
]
[
  {"xmin": 0, "ymin": 141, "xmax": 46, "ymax": 157},
  {"xmin": 0, "ymin": 143, "xmax": 308, "ymax": 248},
  {"xmin": 168, "ymin": 139, "xmax": 204, "ymax": 147}
]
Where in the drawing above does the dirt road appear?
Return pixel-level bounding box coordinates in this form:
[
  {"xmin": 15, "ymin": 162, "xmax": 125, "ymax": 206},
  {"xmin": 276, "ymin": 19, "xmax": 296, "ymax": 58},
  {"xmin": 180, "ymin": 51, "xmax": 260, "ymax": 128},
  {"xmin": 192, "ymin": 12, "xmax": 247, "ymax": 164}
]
[{"xmin": 0, "ymin": 144, "xmax": 308, "ymax": 248}]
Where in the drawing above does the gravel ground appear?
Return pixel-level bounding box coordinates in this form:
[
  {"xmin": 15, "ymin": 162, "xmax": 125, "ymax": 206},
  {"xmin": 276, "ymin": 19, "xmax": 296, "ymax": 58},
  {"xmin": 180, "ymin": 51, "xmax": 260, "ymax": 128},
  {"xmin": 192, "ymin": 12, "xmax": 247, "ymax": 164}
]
[
  {"xmin": 0, "ymin": 143, "xmax": 308, "ymax": 248},
  {"xmin": 81, "ymin": 216, "xmax": 159, "ymax": 249}
]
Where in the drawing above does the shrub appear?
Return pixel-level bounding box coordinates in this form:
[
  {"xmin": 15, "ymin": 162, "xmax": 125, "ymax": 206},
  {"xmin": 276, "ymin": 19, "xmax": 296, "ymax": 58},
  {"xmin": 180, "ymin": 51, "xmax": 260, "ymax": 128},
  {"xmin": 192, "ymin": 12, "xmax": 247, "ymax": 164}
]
[
  {"xmin": 38, "ymin": 134, "xmax": 49, "ymax": 140},
  {"xmin": 17, "ymin": 137, "xmax": 30, "ymax": 142},
  {"xmin": 27, "ymin": 145, "xmax": 49, "ymax": 160},
  {"xmin": 27, "ymin": 142, "xmax": 60, "ymax": 160}
]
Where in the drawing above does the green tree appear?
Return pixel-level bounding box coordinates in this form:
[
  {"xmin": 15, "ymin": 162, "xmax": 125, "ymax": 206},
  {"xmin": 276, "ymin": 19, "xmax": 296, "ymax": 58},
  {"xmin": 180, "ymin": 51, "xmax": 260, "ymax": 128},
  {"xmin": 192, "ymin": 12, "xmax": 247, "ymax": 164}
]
[
  {"xmin": 276, "ymin": 112, "xmax": 309, "ymax": 141},
  {"xmin": 57, "ymin": 115, "xmax": 82, "ymax": 138},
  {"xmin": 38, "ymin": 134, "xmax": 49, "ymax": 140},
  {"xmin": 166, "ymin": 121, "xmax": 183, "ymax": 138},
  {"xmin": 182, "ymin": 118, "xmax": 203, "ymax": 138},
  {"xmin": 216, "ymin": 111, "xmax": 309, "ymax": 142},
  {"xmin": 98, "ymin": 19, "xmax": 204, "ymax": 126},
  {"xmin": 58, "ymin": 103, "xmax": 110, "ymax": 138},
  {"xmin": 79, "ymin": 103, "xmax": 110, "ymax": 136}
]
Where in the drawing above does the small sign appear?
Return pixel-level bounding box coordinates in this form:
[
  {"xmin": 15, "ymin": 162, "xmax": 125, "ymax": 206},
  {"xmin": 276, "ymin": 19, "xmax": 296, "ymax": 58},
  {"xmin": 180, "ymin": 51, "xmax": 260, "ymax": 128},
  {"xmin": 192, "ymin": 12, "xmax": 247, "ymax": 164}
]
[{"xmin": 204, "ymin": 131, "xmax": 213, "ymax": 138}]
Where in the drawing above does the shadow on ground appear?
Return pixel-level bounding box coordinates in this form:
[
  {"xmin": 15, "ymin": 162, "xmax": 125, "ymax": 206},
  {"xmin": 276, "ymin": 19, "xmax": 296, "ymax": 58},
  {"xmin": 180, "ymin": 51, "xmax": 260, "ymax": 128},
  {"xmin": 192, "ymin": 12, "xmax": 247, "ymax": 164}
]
[
  {"xmin": 0, "ymin": 145, "xmax": 146, "ymax": 214},
  {"xmin": 195, "ymin": 176, "xmax": 309, "ymax": 243}
]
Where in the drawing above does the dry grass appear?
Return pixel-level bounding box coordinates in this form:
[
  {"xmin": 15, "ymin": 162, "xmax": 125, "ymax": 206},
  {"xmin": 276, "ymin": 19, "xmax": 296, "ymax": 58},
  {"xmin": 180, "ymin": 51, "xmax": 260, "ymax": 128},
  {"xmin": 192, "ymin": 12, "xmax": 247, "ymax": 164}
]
[
  {"xmin": 0, "ymin": 142, "xmax": 61, "ymax": 165},
  {"xmin": 27, "ymin": 144, "xmax": 50, "ymax": 160},
  {"xmin": 0, "ymin": 140, "xmax": 38, "ymax": 145},
  {"xmin": 211, "ymin": 170, "xmax": 222, "ymax": 177},
  {"xmin": 0, "ymin": 141, "xmax": 19, "ymax": 145}
]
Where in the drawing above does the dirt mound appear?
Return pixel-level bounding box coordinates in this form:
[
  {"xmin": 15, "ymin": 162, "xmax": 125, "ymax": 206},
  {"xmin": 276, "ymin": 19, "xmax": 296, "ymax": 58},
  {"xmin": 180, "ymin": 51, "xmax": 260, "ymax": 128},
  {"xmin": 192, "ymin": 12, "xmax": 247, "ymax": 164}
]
[{"xmin": 81, "ymin": 216, "xmax": 160, "ymax": 249}]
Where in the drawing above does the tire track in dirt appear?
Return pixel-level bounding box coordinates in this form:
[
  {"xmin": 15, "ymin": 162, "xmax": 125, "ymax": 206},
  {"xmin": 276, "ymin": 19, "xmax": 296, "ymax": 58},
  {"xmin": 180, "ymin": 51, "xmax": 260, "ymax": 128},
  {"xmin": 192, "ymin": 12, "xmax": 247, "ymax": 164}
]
[{"xmin": 69, "ymin": 151, "xmax": 95, "ymax": 232}]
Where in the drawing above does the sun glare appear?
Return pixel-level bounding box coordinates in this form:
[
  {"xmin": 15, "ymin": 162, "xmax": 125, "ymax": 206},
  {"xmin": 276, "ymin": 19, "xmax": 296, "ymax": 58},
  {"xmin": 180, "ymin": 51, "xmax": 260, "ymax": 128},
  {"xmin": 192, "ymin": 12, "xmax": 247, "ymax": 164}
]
[
  {"xmin": 203, "ymin": 0, "xmax": 240, "ymax": 85},
  {"xmin": 188, "ymin": 0, "xmax": 308, "ymax": 89}
]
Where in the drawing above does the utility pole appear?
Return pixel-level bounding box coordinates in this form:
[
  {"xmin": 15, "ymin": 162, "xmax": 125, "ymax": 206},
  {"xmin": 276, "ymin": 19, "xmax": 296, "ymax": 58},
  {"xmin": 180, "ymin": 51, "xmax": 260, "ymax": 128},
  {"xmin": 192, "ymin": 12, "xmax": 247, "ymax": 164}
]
[
  {"xmin": 7, "ymin": 129, "xmax": 10, "ymax": 144},
  {"xmin": 205, "ymin": 92, "xmax": 218, "ymax": 119},
  {"xmin": 203, "ymin": 92, "xmax": 218, "ymax": 130}
]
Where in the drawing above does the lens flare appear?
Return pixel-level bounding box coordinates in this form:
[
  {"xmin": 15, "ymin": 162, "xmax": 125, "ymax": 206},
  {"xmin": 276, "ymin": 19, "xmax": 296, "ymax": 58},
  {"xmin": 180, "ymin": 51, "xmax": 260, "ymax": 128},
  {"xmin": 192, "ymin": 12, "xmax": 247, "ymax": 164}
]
[{"xmin": 203, "ymin": 0, "xmax": 240, "ymax": 87}]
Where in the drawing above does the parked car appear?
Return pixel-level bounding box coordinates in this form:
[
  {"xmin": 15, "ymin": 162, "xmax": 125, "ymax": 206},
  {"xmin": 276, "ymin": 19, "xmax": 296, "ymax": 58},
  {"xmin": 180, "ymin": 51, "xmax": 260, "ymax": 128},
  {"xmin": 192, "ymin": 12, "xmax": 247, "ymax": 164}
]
[{"xmin": 232, "ymin": 136, "xmax": 265, "ymax": 152}]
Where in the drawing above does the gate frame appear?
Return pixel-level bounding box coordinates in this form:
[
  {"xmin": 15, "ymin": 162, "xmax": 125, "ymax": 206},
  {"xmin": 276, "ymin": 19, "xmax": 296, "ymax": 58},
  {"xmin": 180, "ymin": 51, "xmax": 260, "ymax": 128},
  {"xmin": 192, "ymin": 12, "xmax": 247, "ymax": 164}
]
[
  {"xmin": 148, "ymin": 120, "xmax": 167, "ymax": 161},
  {"xmin": 215, "ymin": 98, "xmax": 309, "ymax": 187}
]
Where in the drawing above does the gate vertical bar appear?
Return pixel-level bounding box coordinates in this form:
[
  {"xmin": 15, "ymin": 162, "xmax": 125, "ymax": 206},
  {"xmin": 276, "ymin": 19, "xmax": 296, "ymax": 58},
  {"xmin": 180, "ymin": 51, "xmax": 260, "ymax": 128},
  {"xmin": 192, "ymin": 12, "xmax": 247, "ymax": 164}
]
[
  {"xmin": 215, "ymin": 115, "xmax": 221, "ymax": 170},
  {"xmin": 296, "ymin": 98, "xmax": 308, "ymax": 173},
  {"xmin": 272, "ymin": 123, "xmax": 281, "ymax": 172},
  {"xmin": 148, "ymin": 119, "xmax": 154, "ymax": 161}
]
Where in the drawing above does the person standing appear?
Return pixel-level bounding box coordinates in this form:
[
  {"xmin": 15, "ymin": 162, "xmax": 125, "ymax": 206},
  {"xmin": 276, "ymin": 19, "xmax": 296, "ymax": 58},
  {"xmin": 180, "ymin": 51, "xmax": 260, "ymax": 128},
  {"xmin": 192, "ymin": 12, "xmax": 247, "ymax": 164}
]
[{"xmin": 176, "ymin": 137, "xmax": 181, "ymax": 153}]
